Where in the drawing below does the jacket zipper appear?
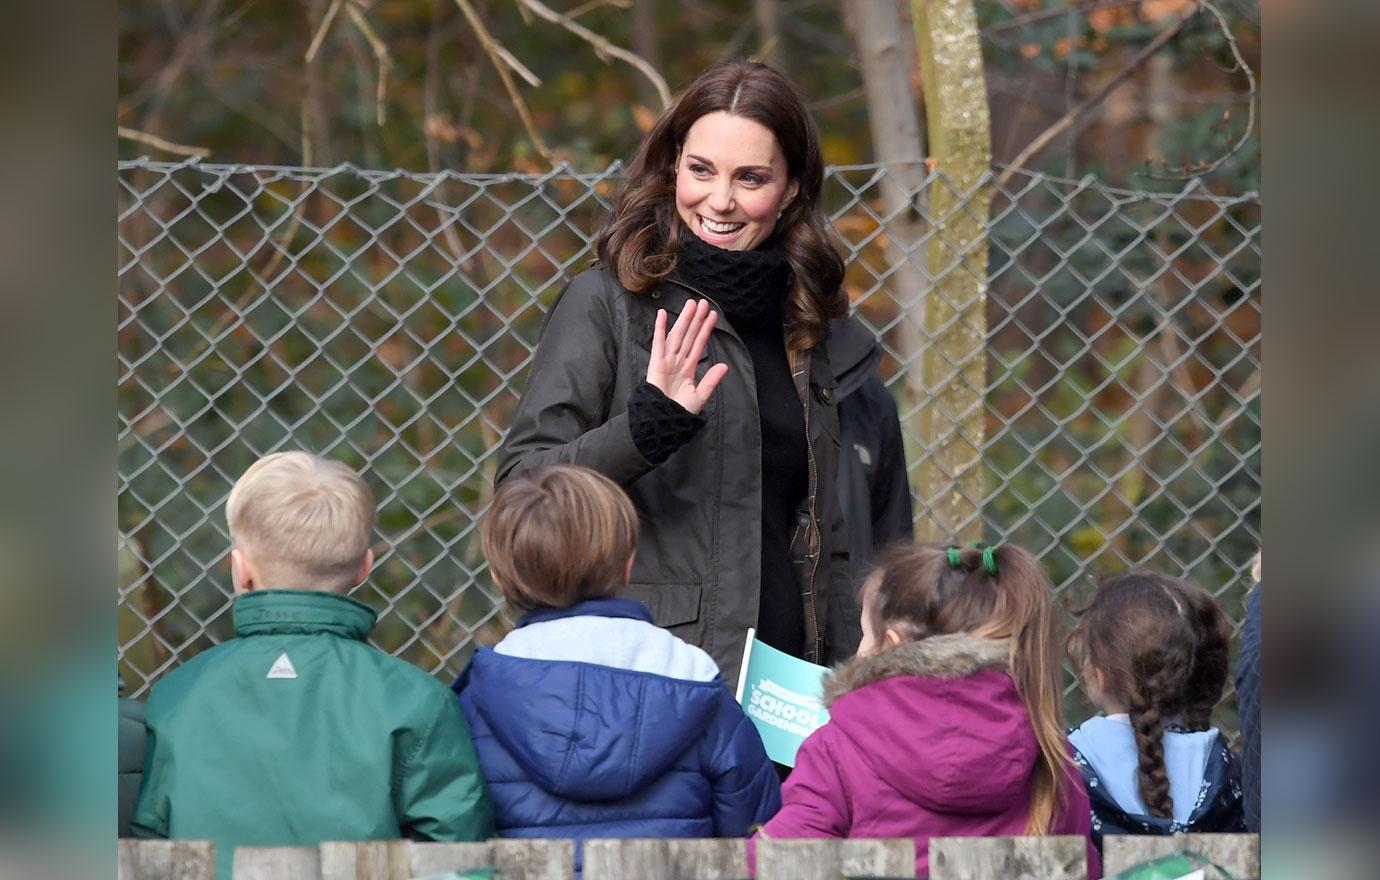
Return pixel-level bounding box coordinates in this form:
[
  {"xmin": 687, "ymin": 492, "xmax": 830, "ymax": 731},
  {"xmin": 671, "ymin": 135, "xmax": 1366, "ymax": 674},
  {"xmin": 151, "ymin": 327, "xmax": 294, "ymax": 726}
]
[{"xmin": 801, "ymin": 377, "xmax": 823, "ymax": 663}]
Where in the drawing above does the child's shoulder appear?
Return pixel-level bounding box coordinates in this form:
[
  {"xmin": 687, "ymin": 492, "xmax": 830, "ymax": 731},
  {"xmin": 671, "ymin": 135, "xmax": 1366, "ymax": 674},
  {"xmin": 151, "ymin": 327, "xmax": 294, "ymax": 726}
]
[{"xmin": 493, "ymin": 614, "xmax": 721, "ymax": 684}]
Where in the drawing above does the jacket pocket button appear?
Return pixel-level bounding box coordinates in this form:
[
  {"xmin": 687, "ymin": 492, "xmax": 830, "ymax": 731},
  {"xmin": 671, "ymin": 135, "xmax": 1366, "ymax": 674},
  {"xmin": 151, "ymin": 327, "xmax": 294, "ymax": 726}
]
[
  {"xmin": 819, "ymin": 386, "xmax": 832, "ymax": 403},
  {"xmin": 651, "ymin": 290, "xmax": 661, "ymax": 300}
]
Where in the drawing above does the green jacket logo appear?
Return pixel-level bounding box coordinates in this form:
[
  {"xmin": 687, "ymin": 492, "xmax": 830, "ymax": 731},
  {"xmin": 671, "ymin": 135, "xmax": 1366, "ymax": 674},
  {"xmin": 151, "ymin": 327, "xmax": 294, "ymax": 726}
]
[{"xmin": 266, "ymin": 653, "xmax": 298, "ymax": 679}]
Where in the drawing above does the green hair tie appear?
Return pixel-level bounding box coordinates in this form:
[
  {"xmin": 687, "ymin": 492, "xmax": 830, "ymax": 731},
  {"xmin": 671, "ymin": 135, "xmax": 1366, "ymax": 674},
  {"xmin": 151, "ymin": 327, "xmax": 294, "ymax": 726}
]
[
  {"xmin": 946, "ymin": 546, "xmax": 962, "ymax": 569},
  {"xmin": 981, "ymin": 545, "xmax": 999, "ymax": 576}
]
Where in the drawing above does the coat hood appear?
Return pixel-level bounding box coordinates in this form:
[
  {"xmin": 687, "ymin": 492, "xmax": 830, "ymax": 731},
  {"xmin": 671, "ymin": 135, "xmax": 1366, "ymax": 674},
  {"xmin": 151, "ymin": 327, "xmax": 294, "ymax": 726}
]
[
  {"xmin": 458, "ymin": 648, "xmax": 725, "ymax": 802},
  {"xmin": 825, "ymin": 317, "xmax": 882, "ymax": 400},
  {"xmin": 822, "ymin": 634, "xmax": 1039, "ymax": 815}
]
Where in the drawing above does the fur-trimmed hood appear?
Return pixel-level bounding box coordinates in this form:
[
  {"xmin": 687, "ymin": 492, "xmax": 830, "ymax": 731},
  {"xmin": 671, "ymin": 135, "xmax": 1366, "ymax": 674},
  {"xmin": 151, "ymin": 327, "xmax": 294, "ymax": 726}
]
[
  {"xmin": 823, "ymin": 633, "xmax": 1010, "ymax": 707},
  {"xmin": 819, "ymin": 633, "xmax": 1039, "ymax": 816}
]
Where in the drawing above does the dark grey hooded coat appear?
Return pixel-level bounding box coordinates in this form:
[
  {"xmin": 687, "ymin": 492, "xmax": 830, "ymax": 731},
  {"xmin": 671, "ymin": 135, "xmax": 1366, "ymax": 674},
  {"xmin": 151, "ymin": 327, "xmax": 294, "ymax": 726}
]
[{"xmin": 496, "ymin": 267, "xmax": 856, "ymax": 684}]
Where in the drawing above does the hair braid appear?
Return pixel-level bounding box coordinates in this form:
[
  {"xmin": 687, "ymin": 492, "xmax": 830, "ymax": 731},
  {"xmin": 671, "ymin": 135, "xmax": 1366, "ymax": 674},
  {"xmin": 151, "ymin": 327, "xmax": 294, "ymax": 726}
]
[{"xmin": 1128, "ymin": 657, "xmax": 1179, "ymax": 819}]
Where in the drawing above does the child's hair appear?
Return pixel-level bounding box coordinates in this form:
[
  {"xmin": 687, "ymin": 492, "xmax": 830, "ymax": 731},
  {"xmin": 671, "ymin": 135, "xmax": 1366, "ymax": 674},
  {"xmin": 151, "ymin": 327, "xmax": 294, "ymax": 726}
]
[
  {"xmin": 484, "ymin": 465, "xmax": 639, "ymax": 612},
  {"xmin": 225, "ymin": 451, "xmax": 376, "ymax": 592},
  {"xmin": 860, "ymin": 542, "xmax": 1072, "ymax": 836},
  {"xmin": 1066, "ymin": 572, "xmax": 1231, "ymax": 819}
]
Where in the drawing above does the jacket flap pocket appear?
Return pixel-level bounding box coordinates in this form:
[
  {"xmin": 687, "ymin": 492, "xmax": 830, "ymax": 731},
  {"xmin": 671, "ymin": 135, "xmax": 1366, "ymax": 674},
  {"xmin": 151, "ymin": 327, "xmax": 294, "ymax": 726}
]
[{"xmin": 623, "ymin": 582, "xmax": 702, "ymax": 628}]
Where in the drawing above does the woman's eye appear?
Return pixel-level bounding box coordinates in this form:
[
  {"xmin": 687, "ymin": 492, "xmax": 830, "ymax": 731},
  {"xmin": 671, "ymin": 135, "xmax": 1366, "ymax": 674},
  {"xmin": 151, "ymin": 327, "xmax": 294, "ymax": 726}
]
[
  {"xmin": 690, "ymin": 164, "xmax": 711, "ymax": 176},
  {"xmin": 741, "ymin": 173, "xmax": 766, "ymax": 186}
]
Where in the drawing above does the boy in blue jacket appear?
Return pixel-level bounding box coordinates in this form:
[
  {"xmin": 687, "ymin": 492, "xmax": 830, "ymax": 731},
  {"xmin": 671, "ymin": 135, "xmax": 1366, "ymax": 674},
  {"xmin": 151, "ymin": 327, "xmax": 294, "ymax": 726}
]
[{"xmin": 454, "ymin": 464, "xmax": 779, "ymax": 868}]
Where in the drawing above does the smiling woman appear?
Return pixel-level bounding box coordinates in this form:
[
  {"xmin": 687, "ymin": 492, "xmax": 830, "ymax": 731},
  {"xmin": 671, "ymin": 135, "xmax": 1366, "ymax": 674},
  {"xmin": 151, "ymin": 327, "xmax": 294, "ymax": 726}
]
[{"xmin": 494, "ymin": 62, "xmax": 856, "ymax": 685}]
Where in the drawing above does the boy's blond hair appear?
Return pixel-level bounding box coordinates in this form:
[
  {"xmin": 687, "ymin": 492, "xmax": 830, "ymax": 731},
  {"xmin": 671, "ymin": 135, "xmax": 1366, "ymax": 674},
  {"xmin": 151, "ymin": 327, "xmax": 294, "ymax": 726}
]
[
  {"xmin": 225, "ymin": 451, "xmax": 376, "ymax": 592},
  {"xmin": 483, "ymin": 465, "xmax": 638, "ymax": 611}
]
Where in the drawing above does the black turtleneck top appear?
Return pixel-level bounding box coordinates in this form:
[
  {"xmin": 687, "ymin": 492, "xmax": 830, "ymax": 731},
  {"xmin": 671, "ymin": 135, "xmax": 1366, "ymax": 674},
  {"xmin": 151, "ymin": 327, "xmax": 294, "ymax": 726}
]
[{"xmin": 626, "ymin": 230, "xmax": 808, "ymax": 658}]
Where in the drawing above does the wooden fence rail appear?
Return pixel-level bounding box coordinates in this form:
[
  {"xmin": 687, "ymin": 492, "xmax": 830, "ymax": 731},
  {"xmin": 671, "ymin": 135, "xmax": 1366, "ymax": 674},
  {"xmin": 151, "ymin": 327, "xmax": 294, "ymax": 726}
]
[{"xmin": 119, "ymin": 833, "xmax": 1260, "ymax": 879}]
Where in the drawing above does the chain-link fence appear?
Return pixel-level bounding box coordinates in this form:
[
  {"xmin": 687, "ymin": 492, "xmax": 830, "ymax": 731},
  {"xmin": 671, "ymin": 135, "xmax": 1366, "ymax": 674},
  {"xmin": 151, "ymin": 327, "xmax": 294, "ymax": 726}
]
[{"xmin": 117, "ymin": 158, "xmax": 1260, "ymax": 725}]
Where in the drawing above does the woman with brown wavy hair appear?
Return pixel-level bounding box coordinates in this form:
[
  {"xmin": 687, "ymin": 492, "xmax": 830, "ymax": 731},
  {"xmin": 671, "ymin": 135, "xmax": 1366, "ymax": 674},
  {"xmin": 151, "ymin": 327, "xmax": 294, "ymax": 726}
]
[{"xmin": 495, "ymin": 61, "xmax": 855, "ymax": 684}]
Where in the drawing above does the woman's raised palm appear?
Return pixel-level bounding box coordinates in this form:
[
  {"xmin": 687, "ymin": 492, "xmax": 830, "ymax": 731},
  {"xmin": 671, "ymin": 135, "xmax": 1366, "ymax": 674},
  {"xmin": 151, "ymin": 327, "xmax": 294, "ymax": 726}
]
[{"xmin": 647, "ymin": 298, "xmax": 729, "ymax": 414}]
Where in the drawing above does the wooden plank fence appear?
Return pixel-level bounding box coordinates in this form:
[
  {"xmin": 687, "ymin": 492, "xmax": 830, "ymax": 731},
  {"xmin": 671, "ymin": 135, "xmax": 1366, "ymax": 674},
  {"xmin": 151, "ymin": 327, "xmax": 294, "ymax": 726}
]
[{"xmin": 119, "ymin": 833, "xmax": 1260, "ymax": 879}]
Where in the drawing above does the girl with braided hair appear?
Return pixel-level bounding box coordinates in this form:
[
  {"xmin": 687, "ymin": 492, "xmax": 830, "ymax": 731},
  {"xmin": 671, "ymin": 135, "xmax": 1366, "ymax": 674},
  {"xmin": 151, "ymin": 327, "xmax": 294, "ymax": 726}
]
[
  {"xmin": 1066, "ymin": 572, "xmax": 1245, "ymax": 853},
  {"xmin": 756, "ymin": 542, "xmax": 1099, "ymax": 879}
]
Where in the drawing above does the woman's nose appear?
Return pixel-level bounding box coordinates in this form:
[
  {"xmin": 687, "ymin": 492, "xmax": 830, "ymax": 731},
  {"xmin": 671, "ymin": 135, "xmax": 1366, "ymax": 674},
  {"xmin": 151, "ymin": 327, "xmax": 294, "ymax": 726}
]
[{"xmin": 707, "ymin": 181, "xmax": 735, "ymax": 214}]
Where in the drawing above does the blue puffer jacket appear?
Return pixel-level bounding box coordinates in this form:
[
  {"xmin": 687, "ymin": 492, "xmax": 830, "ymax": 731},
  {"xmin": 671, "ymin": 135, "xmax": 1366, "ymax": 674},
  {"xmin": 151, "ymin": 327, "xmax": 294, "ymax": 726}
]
[{"xmin": 454, "ymin": 599, "xmax": 780, "ymax": 867}]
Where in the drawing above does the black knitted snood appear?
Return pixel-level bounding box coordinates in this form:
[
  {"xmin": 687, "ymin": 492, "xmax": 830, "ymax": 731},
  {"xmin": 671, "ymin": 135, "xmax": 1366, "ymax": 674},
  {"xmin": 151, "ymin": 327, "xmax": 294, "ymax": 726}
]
[{"xmin": 671, "ymin": 228, "xmax": 792, "ymax": 325}]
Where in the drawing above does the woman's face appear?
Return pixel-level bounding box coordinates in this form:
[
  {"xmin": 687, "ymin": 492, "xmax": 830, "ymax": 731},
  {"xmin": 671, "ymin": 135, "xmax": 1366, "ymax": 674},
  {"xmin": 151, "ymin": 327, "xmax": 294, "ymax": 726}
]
[{"xmin": 674, "ymin": 111, "xmax": 800, "ymax": 252}]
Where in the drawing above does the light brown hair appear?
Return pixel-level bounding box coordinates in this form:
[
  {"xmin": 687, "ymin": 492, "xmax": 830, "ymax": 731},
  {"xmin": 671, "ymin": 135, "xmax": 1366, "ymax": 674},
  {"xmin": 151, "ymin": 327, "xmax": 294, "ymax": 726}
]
[
  {"xmin": 595, "ymin": 60, "xmax": 846, "ymax": 351},
  {"xmin": 1066, "ymin": 572, "xmax": 1231, "ymax": 819},
  {"xmin": 225, "ymin": 451, "xmax": 376, "ymax": 593},
  {"xmin": 483, "ymin": 465, "xmax": 639, "ymax": 612},
  {"xmin": 860, "ymin": 542, "xmax": 1074, "ymax": 835}
]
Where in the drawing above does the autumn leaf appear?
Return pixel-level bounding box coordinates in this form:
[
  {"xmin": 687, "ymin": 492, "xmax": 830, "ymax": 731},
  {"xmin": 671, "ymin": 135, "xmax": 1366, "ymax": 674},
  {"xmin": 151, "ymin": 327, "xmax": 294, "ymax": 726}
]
[{"xmin": 632, "ymin": 104, "xmax": 657, "ymax": 134}]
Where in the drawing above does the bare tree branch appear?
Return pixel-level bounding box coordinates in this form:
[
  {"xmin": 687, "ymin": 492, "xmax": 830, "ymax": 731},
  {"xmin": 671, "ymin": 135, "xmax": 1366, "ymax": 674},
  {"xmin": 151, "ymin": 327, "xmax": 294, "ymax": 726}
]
[
  {"xmin": 117, "ymin": 126, "xmax": 211, "ymax": 158},
  {"xmin": 345, "ymin": 0, "xmax": 394, "ymax": 127},
  {"xmin": 305, "ymin": 0, "xmax": 347, "ymax": 63},
  {"xmin": 515, "ymin": 0, "xmax": 672, "ymax": 108},
  {"xmin": 451, "ymin": 0, "xmax": 554, "ymax": 162},
  {"xmin": 567, "ymin": 0, "xmax": 631, "ymax": 19},
  {"xmin": 983, "ymin": 0, "xmax": 1146, "ymax": 37},
  {"xmin": 1141, "ymin": 0, "xmax": 1257, "ymax": 180},
  {"xmin": 996, "ymin": 4, "xmax": 1198, "ymax": 191}
]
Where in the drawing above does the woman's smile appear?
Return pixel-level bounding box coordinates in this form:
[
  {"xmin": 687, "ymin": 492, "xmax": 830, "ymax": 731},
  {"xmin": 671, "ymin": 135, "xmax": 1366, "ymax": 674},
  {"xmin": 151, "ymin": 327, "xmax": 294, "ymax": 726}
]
[{"xmin": 696, "ymin": 214, "xmax": 748, "ymax": 245}]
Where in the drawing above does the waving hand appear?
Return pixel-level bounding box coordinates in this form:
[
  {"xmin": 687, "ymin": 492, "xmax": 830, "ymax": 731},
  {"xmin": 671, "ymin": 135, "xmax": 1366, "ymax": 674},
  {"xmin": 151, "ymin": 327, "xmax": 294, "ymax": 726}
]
[{"xmin": 647, "ymin": 299, "xmax": 729, "ymax": 414}]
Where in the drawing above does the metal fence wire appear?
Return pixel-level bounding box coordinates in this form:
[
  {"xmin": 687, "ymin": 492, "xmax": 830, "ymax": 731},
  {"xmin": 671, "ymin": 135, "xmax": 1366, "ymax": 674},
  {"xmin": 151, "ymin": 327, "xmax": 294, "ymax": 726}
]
[{"xmin": 117, "ymin": 159, "xmax": 1260, "ymax": 724}]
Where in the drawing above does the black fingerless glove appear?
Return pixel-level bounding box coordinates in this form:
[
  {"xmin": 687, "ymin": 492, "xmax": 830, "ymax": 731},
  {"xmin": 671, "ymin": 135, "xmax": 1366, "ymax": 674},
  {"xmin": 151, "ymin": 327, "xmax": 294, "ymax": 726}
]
[{"xmin": 627, "ymin": 382, "xmax": 707, "ymax": 465}]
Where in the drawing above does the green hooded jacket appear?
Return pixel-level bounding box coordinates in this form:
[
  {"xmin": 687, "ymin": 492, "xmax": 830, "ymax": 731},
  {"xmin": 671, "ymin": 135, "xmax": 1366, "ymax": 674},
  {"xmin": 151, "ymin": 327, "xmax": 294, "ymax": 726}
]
[{"xmin": 130, "ymin": 590, "xmax": 494, "ymax": 877}]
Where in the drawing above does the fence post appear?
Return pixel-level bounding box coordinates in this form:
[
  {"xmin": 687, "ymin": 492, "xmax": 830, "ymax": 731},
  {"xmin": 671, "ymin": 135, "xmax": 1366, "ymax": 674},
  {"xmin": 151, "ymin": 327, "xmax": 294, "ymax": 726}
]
[
  {"xmin": 583, "ymin": 839, "xmax": 675, "ymax": 880},
  {"xmin": 756, "ymin": 838, "xmax": 916, "ymax": 879},
  {"xmin": 491, "ymin": 839, "xmax": 574, "ymax": 880},
  {"xmin": 117, "ymin": 840, "xmax": 216, "ymax": 880},
  {"xmin": 929, "ymin": 836, "xmax": 1086, "ymax": 880},
  {"xmin": 320, "ymin": 840, "xmax": 411, "ymax": 880},
  {"xmin": 233, "ymin": 846, "xmax": 322, "ymax": 880},
  {"xmin": 1103, "ymin": 833, "xmax": 1260, "ymax": 879},
  {"xmin": 909, "ymin": 0, "xmax": 993, "ymax": 543},
  {"xmin": 408, "ymin": 842, "xmax": 499, "ymax": 878},
  {"xmin": 665, "ymin": 839, "xmax": 749, "ymax": 878}
]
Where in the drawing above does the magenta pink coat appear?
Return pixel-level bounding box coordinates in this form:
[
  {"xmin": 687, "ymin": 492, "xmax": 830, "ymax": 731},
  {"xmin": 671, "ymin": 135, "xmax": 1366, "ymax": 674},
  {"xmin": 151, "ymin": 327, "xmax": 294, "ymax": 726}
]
[{"xmin": 756, "ymin": 634, "xmax": 1099, "ymax": 878}]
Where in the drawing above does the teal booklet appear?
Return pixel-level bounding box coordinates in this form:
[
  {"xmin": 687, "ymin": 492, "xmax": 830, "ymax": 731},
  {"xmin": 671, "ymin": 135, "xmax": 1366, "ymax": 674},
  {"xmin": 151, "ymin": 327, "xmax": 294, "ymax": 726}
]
[{"xmin": 734, "ymin": 628, "xmax": 831, "ymax": 766}]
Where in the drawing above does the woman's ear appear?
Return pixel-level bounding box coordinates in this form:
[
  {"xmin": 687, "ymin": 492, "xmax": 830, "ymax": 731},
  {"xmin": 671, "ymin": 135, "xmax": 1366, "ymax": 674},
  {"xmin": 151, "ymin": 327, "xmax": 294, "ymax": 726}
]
[
  {"xmin": 883, "ymin": 628, "xmax": 904, "ymax": 648},
  {"xmin": 782, "ymin": 179, "xmax": 801, "ymax": 212}
]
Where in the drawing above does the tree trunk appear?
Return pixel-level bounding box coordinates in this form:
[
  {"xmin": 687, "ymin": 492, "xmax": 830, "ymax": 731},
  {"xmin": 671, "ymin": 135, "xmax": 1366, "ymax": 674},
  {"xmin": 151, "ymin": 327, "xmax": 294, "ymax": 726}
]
[
  {"xmin": 910, "ymin": 0, "xmax": 992, "ymax": 542},
  {"xmin": 842, "ymin": 0, "xmax": 928, "ymax": 539},
  {"xmin": 753, "ymin": 0, "xmax": 786, "ymax": 69},
  {"xmin": 631, "ymin": 0, "xmax": 663, "ymax": 109}
]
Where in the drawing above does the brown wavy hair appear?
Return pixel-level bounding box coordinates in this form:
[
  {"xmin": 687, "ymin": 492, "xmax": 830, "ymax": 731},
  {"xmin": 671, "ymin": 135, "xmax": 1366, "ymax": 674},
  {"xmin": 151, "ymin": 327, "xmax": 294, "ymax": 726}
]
[
  {"xmin": 1066, "ymin": 572, "xmax": 1230, "ymax": 819},
  {"xmin": 595, "ymin": 61, "xmax": 846, "ymax": 351},
  {"xmin": 860, "ymin": 542, "xmax": 1075, "ymax": 835}
]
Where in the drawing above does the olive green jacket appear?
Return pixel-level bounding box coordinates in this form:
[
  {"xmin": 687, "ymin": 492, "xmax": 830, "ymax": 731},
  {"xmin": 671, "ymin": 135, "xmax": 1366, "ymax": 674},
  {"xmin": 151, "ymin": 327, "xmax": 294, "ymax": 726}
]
[
  {"xmin": 131, "ymin": 590, "xmax": 493, "ymax": 877},
  {"xmin": 497, "ymin": 268, "xmax": 859, "ymax": 684}
]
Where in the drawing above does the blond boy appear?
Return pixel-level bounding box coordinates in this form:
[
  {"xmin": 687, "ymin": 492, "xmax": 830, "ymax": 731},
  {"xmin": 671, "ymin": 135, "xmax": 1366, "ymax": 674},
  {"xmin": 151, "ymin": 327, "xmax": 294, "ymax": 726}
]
[{"xmin": 131, "ymin": 452, "xmax": 493, "ymax": 878}]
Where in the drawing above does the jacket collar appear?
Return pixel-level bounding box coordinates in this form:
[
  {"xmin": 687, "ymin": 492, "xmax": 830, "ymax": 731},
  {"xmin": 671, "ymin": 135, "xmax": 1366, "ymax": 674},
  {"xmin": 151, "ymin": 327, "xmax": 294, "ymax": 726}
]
[
  {"xmin": 823, "ymin": 632, "xmax": 1010, "ymax": 707},
  {"xmin": 232, "ymin": 589, "xmax": 376, "ymax": 640},
  {"xmin": 515, "ymin": 597, "xmax": 653, "ymax": 629}
]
